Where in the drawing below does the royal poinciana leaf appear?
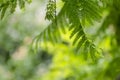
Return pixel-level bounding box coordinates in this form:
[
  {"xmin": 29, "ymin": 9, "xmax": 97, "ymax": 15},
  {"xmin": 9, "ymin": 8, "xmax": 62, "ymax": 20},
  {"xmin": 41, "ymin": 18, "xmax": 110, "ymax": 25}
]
[
  {"xmin": 33, "ymin": 0, "xmax": 103, "ymax": 61},
  {"xmin": 45, "ymin": 0, "xmax": 56, "ymax": 21},
  {"xmin": 0, "ymin": 0, "xmax": 103, "ymax": 61},
  {"xmin": 0, "ymin": 0, "xmax": 31, "ymax": 19}
]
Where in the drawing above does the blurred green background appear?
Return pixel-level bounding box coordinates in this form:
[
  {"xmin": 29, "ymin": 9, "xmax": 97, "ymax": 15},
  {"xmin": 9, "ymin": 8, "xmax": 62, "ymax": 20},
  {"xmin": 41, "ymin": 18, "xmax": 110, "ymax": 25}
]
[{"xmin": 0, "ymin": 0, "xmax": 120, "ymax": 80}]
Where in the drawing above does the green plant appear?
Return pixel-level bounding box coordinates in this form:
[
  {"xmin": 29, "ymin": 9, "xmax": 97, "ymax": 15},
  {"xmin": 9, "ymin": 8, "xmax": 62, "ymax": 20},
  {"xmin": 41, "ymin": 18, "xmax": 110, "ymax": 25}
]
[
  {"xmin": 1, "ymin": 0, "xmax": 120, "ymax": 80},
  {"xmin": 0, "ymin": 0, "xmax": 120, "ymax": 60}
]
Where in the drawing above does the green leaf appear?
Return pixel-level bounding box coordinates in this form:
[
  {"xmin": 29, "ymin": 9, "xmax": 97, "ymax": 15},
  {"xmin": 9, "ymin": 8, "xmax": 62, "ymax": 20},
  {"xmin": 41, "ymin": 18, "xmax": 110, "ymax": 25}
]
[
  {"xmin": 1, "ymin": 6, "xmax": 7, "ymax": 19},
  {"xmin": 76, "ymin": 35, "xmax": 86, "ymax": 52}
]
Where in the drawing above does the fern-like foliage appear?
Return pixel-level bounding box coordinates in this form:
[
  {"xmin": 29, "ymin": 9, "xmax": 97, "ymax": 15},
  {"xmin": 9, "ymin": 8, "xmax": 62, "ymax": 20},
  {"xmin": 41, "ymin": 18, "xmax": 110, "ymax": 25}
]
[
  {"xmin": 45, "ymin": 0, "xmax": 56, "ymax": 21},
  {"xmin": 34, "ymin": 0, "xmax": 103, "ymax": 61},
  {"xmin": 0, "ymin": 0, "xmax": 31, "ymax": 19},
  {"xmin": 0, "ymin": 0, "xmax": 104, "ymax": 61}
]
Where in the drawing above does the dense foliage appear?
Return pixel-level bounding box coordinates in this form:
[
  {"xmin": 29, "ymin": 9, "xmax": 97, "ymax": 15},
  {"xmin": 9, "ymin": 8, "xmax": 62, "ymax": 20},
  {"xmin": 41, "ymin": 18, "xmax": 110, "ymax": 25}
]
[{"xmin": 0, "ymin": 0, "xmax": 120, "ymax": 80}]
